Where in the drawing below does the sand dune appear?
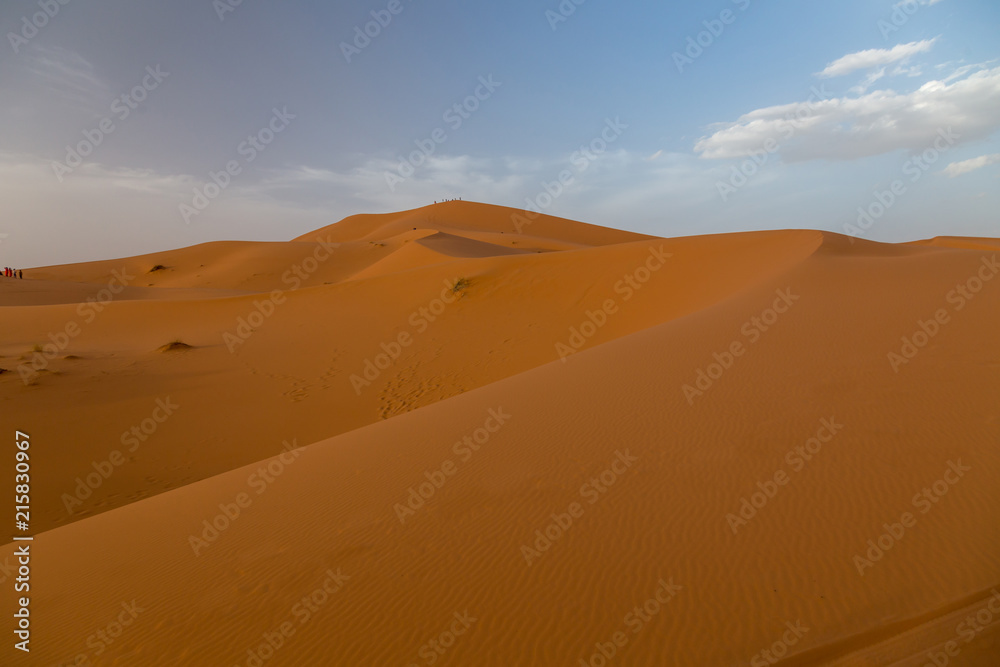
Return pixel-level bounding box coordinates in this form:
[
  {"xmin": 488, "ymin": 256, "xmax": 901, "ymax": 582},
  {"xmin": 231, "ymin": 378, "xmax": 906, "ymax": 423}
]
[
  {"xmin": 1, "ymin": 203, "xmax": 997, "ymax": 665},
  {"xmin": 1, "ymin": 207, "xmax": 822, "ymax": 536},
  {"xmin": 913, "ymin": 237, "xmax": 1000, "ymax": 252}
]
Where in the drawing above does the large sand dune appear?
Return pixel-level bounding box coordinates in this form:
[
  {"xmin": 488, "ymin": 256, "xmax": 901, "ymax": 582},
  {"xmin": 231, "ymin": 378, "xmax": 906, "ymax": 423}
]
[{"xmin": 1, "ymin": 202, "xmax": 997, "ymax": 665}]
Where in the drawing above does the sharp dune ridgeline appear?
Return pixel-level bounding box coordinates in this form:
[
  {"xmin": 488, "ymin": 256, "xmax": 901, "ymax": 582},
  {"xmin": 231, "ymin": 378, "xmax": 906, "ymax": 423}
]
[{"xmin": 2, "ymin": 202, "xmax": 998, "ymax": 665}]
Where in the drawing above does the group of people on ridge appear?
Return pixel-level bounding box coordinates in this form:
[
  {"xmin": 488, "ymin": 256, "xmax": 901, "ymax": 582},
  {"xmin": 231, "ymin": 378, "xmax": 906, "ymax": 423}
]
[{"xmin": 4, "ymin": 267, "xmax": 22, "ymax": 278}]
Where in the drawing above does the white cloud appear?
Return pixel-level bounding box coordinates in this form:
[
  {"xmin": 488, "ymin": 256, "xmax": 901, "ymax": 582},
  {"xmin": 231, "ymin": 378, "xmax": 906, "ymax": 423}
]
[
  {"xmin": 850, "ymin": 68, "xmax": 887, "ymax": 95},
  {"xmin": 818, "ymin": 39, "xmax": 938, "ymax": 78},
  {"xmin": 695, "ymin": 66, "xmax": 1000, "ymax": 162},
  {"xmin": 943, "ymin": 153, "xmax": 1000, "ymax": 177}
]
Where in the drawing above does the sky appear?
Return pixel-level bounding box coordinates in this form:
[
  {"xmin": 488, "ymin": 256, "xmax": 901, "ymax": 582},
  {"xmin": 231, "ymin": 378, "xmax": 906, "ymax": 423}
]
[{"xmin": 0, "ymin": 0, "xmax": 998, "ymax": 267}]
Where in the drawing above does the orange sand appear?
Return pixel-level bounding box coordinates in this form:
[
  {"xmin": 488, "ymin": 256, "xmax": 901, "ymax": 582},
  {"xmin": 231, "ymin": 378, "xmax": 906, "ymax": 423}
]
[{"xmin": 1, "ymin": 202, "xmax": 997, "ymax": 665}]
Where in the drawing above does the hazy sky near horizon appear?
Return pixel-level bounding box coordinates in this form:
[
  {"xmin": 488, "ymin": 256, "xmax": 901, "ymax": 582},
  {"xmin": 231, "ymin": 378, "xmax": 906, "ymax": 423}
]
[{"xmin": 1, "ymin": 0, "xmax": 998, "ymax": 267}]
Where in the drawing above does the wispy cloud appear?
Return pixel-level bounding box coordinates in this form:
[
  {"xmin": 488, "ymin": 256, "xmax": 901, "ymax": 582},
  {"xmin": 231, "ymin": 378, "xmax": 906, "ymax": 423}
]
[
  {"xmin": 943, "ymin": 153, "xmax": 1000, "ymax": 177},
  {"xmin": 850, "ymin": 68, "xmax": 887, "ymax": 95},
  {"xmin": 17, "ymin": 45, "xmax": 109, "ymax": 115},
  {"xmin": 817, "ymin": 39, "xmax": 938, "ymax": 78}
]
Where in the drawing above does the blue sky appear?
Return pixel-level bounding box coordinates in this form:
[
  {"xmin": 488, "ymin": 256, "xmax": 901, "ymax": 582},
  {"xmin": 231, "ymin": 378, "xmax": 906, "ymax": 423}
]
[{"xmin": 1, "ymin": 0, "xmax": 998, "ymax": 267}]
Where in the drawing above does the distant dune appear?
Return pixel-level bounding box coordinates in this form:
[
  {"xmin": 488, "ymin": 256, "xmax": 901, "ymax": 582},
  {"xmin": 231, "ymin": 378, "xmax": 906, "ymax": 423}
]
[{"xmin": 1, "ymin": 202, "xmax": 997, "ymax": 665}]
